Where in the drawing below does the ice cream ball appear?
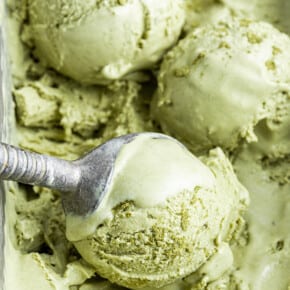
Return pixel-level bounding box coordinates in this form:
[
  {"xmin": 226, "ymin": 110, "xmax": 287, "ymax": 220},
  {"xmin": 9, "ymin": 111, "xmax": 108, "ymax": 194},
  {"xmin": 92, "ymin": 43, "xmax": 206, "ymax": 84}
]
[
  {"xmin": 27, "ymin": 0, "xmax": 185, "ymax": 84},
  {"xmin": 222, "ymin": 0, "xmax": 290, "ymax": 35},
  {"xmin": 151, "ymin": 17, "xmax": 290, "ymax": 154},
  {"xmin": 67, "ymin": 134, "xmax": 249, "ymax": 289}
]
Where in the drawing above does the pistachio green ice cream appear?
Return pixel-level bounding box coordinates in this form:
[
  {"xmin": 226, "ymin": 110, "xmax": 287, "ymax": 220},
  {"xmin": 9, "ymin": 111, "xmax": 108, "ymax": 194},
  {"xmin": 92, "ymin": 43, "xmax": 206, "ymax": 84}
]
[
  {"xmin": 152, "ymin": 17, "xmax": 290, "ymax": 153},
  {"xmin": 27, "ymin": 0, "xmax": 185, "ymax": 84},
  {"xmin": 222, "ymin": 0, "xmax": 290, "ymax": 35},
  {"xmin": 71, "ymin": 135, "xmax": 249, "ymax": 289},
  {"xmin": 3, "ymin": 1, "xmax": 290, "ymax": 289},
  {"xmin": 184, "ymin": 0, "xmax": 232, "ymax": 33}
]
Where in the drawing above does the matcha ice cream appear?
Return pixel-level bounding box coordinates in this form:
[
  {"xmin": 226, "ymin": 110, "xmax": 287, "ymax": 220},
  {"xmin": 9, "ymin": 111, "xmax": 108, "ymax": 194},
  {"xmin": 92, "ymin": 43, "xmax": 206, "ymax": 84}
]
[
  {"xmin": 248, "ymin": 98, "xmax": 290, "ymax": 160},
  {"xmin": 222, "ymin": 0, "xmax": 290, "ymax": 35},
  {"xmin": 184, "ymin": 0, "xmax": 232, "ymax": 33},
  {"xmin": 72, "ymin": 142, "xmax": 248, "ymax": 289},
  {"xmin": 13, "ymin": 74, "xmax": 146, "ymax": 143},
  {"xmin": 27, "ymin": 0, "xmax": 185, "ymax": 84},
  {"xmin": 2, "ymin": 0, "xmax": 290, "ymax": 289},
  {"xmin": 152, "ymin": 17, "xmax": 290, "ymax": 153}
]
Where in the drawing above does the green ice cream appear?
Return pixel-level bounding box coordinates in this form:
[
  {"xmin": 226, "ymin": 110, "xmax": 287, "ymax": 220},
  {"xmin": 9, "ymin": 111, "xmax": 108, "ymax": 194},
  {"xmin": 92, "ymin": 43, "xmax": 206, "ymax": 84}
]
[
  {"xmin": 6, "ymin": 74, "xmax": 250, "ymax": 289},
  {"xmin": 230, "ymin": 143, "xmax": 290, "ymax": 290},
  {"xmin": 2, "ymin": 0, "xmax": 290, "ymax": 290},
  {"xmin": 184, "ymin": 0, "xmax": 232, "ymax": 33},
  {"xmin": 222, "ymin": 0, "xmax": 290, "ymax": 35},
  {"xmin": 248, "ymin": 98, "xmax": 290, "ymax": 160},
  {"xmin": 12, "ymin": 68, "xmax": 154, "ymax": 160},
  {"xmin": 152, "ymin": 17, "xmax": 290, "ymax": 153},
  {"xmin": 27, "ymin": 0, "xmax": 185, "ymax": 84},
  {"xmin": 72, "ymin": 140, "xmax": 248, "ymax": 289}
]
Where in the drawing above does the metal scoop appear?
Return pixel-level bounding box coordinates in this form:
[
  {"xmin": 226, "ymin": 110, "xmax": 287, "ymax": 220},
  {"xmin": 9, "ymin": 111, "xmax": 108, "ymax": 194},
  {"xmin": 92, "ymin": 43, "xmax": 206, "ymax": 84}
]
[{"xmin": 0, "ymin": 133, "xmax": 167, "ymax": 217}]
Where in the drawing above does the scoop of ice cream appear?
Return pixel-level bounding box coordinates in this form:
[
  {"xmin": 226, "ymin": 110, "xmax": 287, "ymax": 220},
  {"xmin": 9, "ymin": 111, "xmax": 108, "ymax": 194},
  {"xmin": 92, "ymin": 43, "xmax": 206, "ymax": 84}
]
[
  {"xmin": 184, "ymin": 0, "xmax": 232, "ymax": 33},
  {"xmin": 69, "ymin": 135, "xmax": 249, "ymax": 289},
  {"xmin": 222, "ymin": 0, "xmax": 290, "ymax": 35},
  {"xmin": 151, "ymin": 18, "xmax": 290, "ymax": 153},
  {"xmin": 27, "ymin": 0, "xmax": 185, "ymax": 84}
]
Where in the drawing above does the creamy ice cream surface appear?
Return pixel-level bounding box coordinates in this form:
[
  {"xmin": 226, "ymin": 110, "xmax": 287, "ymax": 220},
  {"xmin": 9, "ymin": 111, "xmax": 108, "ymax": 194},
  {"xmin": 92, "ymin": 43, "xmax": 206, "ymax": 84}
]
[
  {"xmin": 222, "ymin": 0, "xmax": 290, "ymax": 35},
  {"xmin": 66, "ymin": 134, "xmax": 217, "ymax": 241},
  {"xmin": 183, "ymin": 0, "xmax": 233, "ymax": 33},
  {"xmin": 152, "ymin": 17, "xmax": 290, "ymax": 154},
  {"xmin": 73, "ymin": 145, "xmax": 248, "ymax": 288},
  {"xmin": 26, "ymin": 0, "xmax": 185, "ymax": 84},
  {"xmin": 2, "ymin": 0, "xmax": 290, "ymax": 289}
]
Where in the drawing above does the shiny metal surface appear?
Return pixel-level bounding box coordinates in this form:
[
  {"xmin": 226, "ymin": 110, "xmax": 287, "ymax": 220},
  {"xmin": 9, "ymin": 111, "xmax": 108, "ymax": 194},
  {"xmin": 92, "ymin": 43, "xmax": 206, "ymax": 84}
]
[
  {"xmin": 0, "ymin": 132, "xmax": 170, "ymax": 217},
  {"xmin": 0, "ymin": 134, "xmax": 136, "ymax": 216}
]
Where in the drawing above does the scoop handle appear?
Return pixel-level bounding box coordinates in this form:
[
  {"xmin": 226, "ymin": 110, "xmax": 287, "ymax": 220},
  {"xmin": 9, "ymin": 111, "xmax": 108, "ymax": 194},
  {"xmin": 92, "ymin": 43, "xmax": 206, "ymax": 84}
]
[{"xmin": 0, "ymin": 142, "xmax": 80, "ymax": 192}]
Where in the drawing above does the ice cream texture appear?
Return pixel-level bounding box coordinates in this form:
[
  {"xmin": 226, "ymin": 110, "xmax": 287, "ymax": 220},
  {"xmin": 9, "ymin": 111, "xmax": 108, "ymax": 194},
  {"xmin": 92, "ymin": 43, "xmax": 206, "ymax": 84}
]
[
  {"xmin": 27, "ymin": 0, "xmax": 185, "ymax": 84},
  {"xmin": 152, "ymin": 17, "xmax": 290, "ymax": 154},
  {"xmin": 73, "ymin": 146, "xmax": 248, "ymax": 288},
  {"xmin": 183, "ymin": 0, "xmax": 233, "ymax": 33},
  {"xmin": 222, "ymin": 0, "xmax": 290, "ymax": 35},
  {"xmin": 2, "ymin": 0, "xmax": 290, "ymax": 289},
  {"xmin": 66, "ymin": 134, "xmax": 218, "ymax": 241}
]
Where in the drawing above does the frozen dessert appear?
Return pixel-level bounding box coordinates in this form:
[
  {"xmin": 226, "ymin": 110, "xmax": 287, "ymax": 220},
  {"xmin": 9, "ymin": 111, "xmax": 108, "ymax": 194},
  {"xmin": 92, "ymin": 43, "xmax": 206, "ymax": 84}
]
[
  {"xmin": 184, "ymin": 0, "xmax": 232, "ymax": 33},
  {"xmin": 66, "ymin": 133, "xmax": 218, "ymax": 241},
  {"xmin": 13, "ymin": 75, "xmax": 149, "ymax": 148},
  {"xmin": 152, "ymin": 17, "xmax": 290, "ymax": 153},
  {"xmin": 71, "ymin": 138, "xmax": 248, "ymax": 288},
  {"xmin": 27, "ymin": 0, "xmax": 185, "ymax": 84},
  {"xmin": 183, "ymin": 0, "xmax": 290, "ymax": 36},
  {"xmin": 247, "ymin": 94, "xmax": 290, "ymax": 160},
  {"xmin": 222, "ymin": 0, "xmax": 290, "ymax": 35},
  {"xmin": 1, "ymin": 0, "xmax": 290, "ymax": 290}
]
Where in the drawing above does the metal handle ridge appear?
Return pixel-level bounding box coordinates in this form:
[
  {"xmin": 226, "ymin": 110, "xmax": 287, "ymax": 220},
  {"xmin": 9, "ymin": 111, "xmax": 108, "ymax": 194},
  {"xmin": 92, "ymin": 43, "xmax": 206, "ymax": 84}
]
[{"xmin": 0, "ymin": 142, "xmax": 80, "ymax": 192}]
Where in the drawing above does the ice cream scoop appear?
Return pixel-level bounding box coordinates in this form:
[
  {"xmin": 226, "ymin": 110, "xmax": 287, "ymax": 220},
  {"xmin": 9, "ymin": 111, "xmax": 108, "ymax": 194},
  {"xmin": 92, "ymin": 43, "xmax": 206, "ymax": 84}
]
[
  {"xmin": 0, "ymin": 132, "xmax": 249, "ymax": 289},
  {"xmin": 0, "ymin": 133, "xmax": 173, "ymax": 218},
  {"xmin": 27, "ymin": 0, "xmax": 185, "ymax": 84},
  {"xmin": 73, "ymin": 146, "xmax": 249, "ymax": 288},
  {"xmin": 0, "ymin": 132, "xmax": 216, "ymax": 238},
  {"xmin": 152, "ymin": 17, "xmax": 290, "ymax": 154},
  {"xmin": 222, "ymin": 0, "xmax": 290, "ymax": 35}
]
